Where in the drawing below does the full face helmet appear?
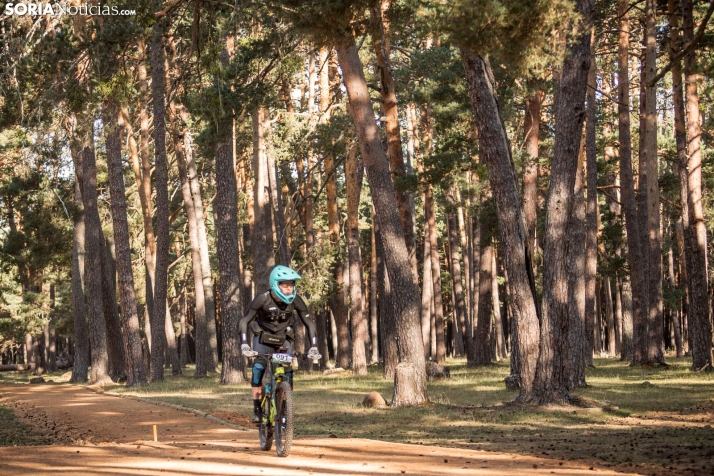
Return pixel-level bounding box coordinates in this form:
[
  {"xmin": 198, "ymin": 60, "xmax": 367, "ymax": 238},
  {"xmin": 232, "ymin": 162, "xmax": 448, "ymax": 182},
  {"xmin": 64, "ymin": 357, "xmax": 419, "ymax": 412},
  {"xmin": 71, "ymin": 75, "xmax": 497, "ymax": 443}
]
[{"xmin": 269, "ymin": 265, "xmax": 302, "ymax": 304}]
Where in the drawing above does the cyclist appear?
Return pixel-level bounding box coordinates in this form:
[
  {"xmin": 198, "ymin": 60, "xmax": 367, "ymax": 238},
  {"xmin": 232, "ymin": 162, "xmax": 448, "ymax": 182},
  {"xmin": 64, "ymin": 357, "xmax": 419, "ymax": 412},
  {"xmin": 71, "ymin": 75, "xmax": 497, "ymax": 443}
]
[{"xmin": 239, "ymin": 265, "xmax": 320, "ymax": 424}]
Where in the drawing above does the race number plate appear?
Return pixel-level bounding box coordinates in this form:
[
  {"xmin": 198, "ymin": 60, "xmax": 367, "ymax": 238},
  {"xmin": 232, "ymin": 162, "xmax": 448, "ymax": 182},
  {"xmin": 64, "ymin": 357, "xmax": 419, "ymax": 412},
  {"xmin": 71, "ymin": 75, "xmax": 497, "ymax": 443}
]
[{"xmin": 272, "ymin": 353, "xmax": 293, "ymax": 364}]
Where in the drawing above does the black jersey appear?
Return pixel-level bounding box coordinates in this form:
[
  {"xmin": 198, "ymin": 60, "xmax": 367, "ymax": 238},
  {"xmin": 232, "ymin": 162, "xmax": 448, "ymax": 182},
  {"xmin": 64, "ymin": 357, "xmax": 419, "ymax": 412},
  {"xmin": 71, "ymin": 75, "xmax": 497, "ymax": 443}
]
[{"xmin": 238, "ymin": 291, "xmax": 317, "ymax": 347}]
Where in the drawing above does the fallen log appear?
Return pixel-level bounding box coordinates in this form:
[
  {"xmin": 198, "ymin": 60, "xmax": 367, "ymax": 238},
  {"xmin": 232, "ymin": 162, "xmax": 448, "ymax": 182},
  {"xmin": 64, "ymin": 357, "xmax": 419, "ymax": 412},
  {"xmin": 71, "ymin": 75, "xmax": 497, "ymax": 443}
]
[{"xmin": 0, "ymin": 364, "xmax": 35, "ymax": 371}]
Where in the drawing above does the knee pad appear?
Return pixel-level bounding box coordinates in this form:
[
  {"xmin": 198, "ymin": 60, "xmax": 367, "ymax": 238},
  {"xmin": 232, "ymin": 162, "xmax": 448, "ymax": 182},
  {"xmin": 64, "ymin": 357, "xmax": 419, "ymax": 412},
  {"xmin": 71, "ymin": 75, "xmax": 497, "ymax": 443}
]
[
  {"xmin": 251, "ymin": 362, "xmax": 265, "ymax": 387},
  {"xmin": 283, "ymin": 371, "xmax": 293, "ymax": 385}
]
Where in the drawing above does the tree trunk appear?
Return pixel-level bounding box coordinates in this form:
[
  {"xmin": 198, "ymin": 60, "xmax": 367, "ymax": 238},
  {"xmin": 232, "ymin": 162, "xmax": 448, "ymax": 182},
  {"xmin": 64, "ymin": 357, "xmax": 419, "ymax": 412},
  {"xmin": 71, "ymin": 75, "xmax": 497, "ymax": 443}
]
[
  {"xmin": 81, "ymin": 143, "xmax": 111, "ymax": 385},
  {"xmin": 107, "ymin": 111, "xmax": 148, "ymax": 387},
  {"xmin": 455, "ymin": 187, "xmax": 473, "ymax": 353},
  {"xmin": 69, "ymin": 135, "xmax": 90, "ymax": 383},
  {"xmin": 567, "ymin": 147, "xmax": 587, "ymax": 389},
  {"xmin": 214, "ymin": 142, "xmax": 244, "ymax": 384},
  {"xmin": 420, "ymin": 209, "xmax": 433, "ymax": 358},
  {"xmin": 605, "ymin": 278, "xmax": 616, "ymax": 356},
  {"xmin": 426, "ymin": 185, "xmax": 446, "ymax": 365},
  {"xmin": 326, "ymin": 145, "xmax": 350, "ymax": 369},
  {"xmin": 471, "ymin": 232, "xmax": 493, "ymax": 366},
  {"xmin": 179, "ymin": 281, "xmax": 188, "ymax": 367},
  {"xmin": 638, "ymin": 0, "xmax": 665, "ymax": 365},
  {"xmin": 135, "ymin": 40, "xmax": 157, "ymax": 324},
  {"xmin": 185, "ymin": 126, "xmax": 219, "ymax": 371},
  {"xmin": 174, "ymin": 126, "xmax": 209, "ymax": 377},
  {"xmin": 584, "ymin": 42, "xmax": 598, "ymax": 369},
  {"xmin": 346, "ymin": 140, "xmax": 367, "ymax": 375},
  {"xmin": 490, "ymin": 248, "xmax": 503, "ymax": 361},
  {"xmin": 533, "ymin": 0, "xmax": 592, "ymax": 404},
  {"xmin": 370, "ymin": 0, "xmax": 418, "ymax": 283},
  {"xmin": 150, "ymin": 18, "xmax": 168, "ymax": 381},
  {"xmin": 370, "ymin": 222, "xmax": 380, "ymax": 363},
  {"xmin": 461, "ymin": 50, "xmax": 540, "ymax": 401},
  {"xmin": 617, "ymin": 0, "xmax": 648, "ymax": 367},
  {"xmin": 336, "ymin": 29, "xmax": 427, "ymax": 406},
  {"xmin": 374, "ymin": 208, "xmax": 397, "ymax": 378},
  {"xmin": 682, "ymin": 0, "xmax": 713, "ymax": 370},
  {"xmin": 523, "ymin": 88, "xmax": 543, "ymax": 260},
  {"xmin": 621, "ymin": 279, "xmax": 634, "ymax": 361},
  {"xmin": 447, "ymin": 204, "xmax": 466, "ymax": 357},
  {"xmin": 101, "ymin": 234, "xmax": 126, "ymax": 382},
  {"xmin": 252, "ymin": 106, "xmax": 275, "ymax": 292},
  {"xmin": 670, "ymin": 0, "xmax": 689, "ymax": 361}
]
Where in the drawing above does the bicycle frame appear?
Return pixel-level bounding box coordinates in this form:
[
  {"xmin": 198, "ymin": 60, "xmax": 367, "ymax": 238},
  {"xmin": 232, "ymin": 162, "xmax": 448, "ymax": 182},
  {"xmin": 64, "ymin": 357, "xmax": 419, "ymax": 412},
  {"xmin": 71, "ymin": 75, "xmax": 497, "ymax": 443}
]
[{"xmin": 260, "ymin": 352, "xmax": 292, "ymax": 426}]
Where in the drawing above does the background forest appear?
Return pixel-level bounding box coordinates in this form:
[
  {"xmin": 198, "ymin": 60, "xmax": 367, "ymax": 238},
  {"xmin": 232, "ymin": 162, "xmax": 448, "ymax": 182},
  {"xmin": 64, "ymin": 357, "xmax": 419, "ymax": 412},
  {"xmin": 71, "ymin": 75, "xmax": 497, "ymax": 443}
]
[{"xmin": 1, "ymin": 0, "xmax": 714, "ymax": 407}]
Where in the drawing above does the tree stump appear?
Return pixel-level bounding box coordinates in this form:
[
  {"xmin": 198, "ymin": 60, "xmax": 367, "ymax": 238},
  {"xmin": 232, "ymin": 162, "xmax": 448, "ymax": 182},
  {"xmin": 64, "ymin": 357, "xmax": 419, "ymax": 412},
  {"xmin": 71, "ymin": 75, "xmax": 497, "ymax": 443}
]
[{"xmin": 392, "ymin": 362, "xmax": 428, "ymax": 407}]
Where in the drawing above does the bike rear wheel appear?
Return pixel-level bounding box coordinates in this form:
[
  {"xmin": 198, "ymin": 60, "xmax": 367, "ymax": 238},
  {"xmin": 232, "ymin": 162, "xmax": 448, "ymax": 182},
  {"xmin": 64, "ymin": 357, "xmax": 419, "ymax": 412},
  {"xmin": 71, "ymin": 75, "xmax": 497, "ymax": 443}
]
[
  {"xmin": 258, "ymin": 389, "xmax": 273, "ymax": 451},
  {"xmin": 274, "ymin": 381, "xmax": 294, "ymax": 457}
]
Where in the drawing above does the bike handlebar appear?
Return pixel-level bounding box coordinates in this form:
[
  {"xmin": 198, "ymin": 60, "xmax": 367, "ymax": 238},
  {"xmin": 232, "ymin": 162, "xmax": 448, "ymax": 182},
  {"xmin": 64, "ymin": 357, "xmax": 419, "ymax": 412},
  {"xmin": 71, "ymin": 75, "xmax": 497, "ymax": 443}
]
[{"xmin": 242, "ymin": 350, "xmax": 322, "ymax": 362}]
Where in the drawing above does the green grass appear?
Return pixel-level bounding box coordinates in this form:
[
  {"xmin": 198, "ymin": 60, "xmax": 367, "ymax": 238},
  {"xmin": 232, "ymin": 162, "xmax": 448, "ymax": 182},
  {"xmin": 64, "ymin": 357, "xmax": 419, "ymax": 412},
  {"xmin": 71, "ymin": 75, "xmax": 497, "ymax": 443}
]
[{"xmin": 3, "ymin": 356, "xmax": 714, "ymax": 474}]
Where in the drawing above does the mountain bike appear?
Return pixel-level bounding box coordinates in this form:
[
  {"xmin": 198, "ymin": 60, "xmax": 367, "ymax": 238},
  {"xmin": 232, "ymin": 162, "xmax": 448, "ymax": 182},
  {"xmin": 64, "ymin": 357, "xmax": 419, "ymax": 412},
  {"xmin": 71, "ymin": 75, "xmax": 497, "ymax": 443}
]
[{"xmin": 250, "ymin": 350, "xmax": 319, "ymax": 457}]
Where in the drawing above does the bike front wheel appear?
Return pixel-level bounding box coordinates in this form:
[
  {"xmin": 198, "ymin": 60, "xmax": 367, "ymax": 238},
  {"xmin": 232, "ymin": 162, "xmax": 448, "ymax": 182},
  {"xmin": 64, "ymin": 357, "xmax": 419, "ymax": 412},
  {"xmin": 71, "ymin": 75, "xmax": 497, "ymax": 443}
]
[
  {"xmin": 259, "ymin": 390, "xmax": 273, "ymax": 451},
  {"xmin": 274, "ymin": 381, "xmax": 294, "ymax": 457}
]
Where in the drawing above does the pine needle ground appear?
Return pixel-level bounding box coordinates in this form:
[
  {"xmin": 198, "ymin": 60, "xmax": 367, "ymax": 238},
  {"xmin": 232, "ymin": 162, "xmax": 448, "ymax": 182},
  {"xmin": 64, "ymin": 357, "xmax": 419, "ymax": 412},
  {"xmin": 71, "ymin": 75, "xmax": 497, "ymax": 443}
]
[{"xmin": 2, "ymin": 356, "xmax": 713, "ymax": 475}]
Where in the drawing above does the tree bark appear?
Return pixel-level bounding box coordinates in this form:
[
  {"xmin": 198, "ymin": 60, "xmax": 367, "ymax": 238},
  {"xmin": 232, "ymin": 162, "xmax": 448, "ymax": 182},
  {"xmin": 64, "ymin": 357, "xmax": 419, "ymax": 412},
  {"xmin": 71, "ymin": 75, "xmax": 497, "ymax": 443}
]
[
  {"xmin": 533, "ymin": 0, "xmax": 592, "ymax": 404},
  {"xmin": 101, "ymin": 222, "xmax": 127, "ymax": 382},
  {"xmin": 174, "ymin": 120, "xmax": 209, "ymax": 377},
  {"xmin": 69, "ymin": 136, "xmax": 90, "ymax": 383},
  {"xmin": 621, "ymin": 280, "xmax": 634, "ymax": 361},
  {"xmin": 682, "ymin": 0, "xmax": 713, "ymax": 370},
  {"xmin": 81, "ymin": 143, "xmax": 112, "ymax": 385},
  {"xmin": 150, "ymin": 18, "xmax": 168, "ymax": 381},
  {"xmin": 638, "ymin": 0, "xmax": 666, "ymax": 365},
  {"xmin": 107, "ymin": 112, "xmax": 148, "ymax": 387},
  {"xmin": 426, "ymin": 185, "xmax": 446, "ymax": 364},
  {"xmin": 472, "ymin": 232, "xmax": 493, "ymax": 366},
  {"xmin": 370, "ymin": 0, "xmax": 418, "ymax": 283},
  {"xmin": 447, "ymin": 203, "xmax": 466, "ymax": 357},
  {"xmin": 374, "ymin": 214, "xmax": 396, "ymax": 377},
  {"xmin": 214, "ymin": 142, "xmax": 244, "ymax": 384},
  {"xmin": 461, "ymin": 50, "xmax": 540, "ymax": 401},
  {"xmin": 617, "ymin": 0, "xmax": 647, "ymax": 366},
  {"xmin": 490, "ymin": 248, "xmax": 503, "ymax": 361},
  {"xmin": 584, "ymin": 43, "xmax": 598, "ymax": 368},
  {"xmin": 135, "ymin": 40, "xmax": 157, "ymax": 323},
  {"xmin": 252, "ymin": 106, "xmax": 275, "ymax": 292},
  {"xmin": 420, "ymin": 207, "xmax": 433, "ymax": 358},
  {"xmin": 326, "ymin": 145, "xmax": 350, "ymax": 369},
  {"xmin": 455, "ymin": 186, "xmax": 473, "ymax": 353},
  {"xmin": 523, "ymin": 88, "xmax": 543, "ymax": 261},
  {"xmin": 567, "ymin": 147, "xmax": 587, "ymax": 388},
  {"xmin": 346, "ymin": 140, "xmax": 367, "ymax": 375},
  {"xmin": 185, "ymin": 126, "xmax": 219, "ymax": 371},
  {"xmin": 370, "ymin": 221, "xmax": 380, "ymax": 363},
  {"xmin": 336, "ymin": 28, "xmax": 427, "ymax": 406}
]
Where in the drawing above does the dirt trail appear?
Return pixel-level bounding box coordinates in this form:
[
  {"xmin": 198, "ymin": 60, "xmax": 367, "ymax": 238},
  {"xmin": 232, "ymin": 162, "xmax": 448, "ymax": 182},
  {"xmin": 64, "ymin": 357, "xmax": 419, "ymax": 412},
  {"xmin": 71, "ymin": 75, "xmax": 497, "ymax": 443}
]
[{"xmin": 0, "ymin": 383, "xmax": 638, "ymax": 475}]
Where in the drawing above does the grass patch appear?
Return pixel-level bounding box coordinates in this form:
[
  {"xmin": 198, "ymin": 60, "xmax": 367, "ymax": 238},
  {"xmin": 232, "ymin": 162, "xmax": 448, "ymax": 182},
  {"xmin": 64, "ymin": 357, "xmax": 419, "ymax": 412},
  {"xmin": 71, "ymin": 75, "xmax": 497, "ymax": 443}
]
[{"xmin": 5, "ymin": 356, "xmax": 714, "ymax": 474}]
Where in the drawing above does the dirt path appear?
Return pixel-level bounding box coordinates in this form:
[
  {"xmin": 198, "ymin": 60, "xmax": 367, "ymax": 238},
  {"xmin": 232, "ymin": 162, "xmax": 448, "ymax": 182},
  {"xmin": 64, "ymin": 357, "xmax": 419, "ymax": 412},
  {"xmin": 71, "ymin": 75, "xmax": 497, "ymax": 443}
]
[{"xmin": 0, "ymin": 383, "xmax": 638, "ymax": 475}]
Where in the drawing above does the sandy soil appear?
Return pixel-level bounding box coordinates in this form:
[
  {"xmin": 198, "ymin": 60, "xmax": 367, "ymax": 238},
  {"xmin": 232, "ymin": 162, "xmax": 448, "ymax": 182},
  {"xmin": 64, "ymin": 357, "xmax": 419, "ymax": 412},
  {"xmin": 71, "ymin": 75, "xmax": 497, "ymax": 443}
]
[{"xmin": 0, "ymin": 383, "xmax": 640, "ymax": 475}]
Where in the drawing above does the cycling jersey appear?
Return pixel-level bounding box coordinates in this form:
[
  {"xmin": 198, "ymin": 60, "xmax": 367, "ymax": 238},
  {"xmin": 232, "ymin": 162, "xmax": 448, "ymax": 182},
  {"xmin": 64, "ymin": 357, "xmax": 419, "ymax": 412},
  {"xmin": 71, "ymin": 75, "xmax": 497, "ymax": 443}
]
[{"xmin": 238, "ymin": 291, "xmax": 317, "ymax": 347}]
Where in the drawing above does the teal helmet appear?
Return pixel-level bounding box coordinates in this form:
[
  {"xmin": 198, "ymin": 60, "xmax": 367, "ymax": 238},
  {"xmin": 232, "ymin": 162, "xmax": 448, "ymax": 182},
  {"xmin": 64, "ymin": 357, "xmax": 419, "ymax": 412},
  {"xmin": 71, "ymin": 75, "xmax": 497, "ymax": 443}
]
[{"xmin": 269, "ymin": 265, "xmax": 302, "ymax": 304}]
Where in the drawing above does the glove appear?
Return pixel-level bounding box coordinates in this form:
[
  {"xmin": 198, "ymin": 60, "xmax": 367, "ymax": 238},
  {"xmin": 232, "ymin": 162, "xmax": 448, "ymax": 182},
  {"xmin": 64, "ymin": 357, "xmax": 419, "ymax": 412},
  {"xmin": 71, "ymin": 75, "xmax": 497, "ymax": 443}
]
[
  {"xmin": 307, "ymin": 347, "xmax": 322, "ymax": 360},
  {"xmin": 241, "ymin": 344, "xmax": 257, "ymax": 357}
]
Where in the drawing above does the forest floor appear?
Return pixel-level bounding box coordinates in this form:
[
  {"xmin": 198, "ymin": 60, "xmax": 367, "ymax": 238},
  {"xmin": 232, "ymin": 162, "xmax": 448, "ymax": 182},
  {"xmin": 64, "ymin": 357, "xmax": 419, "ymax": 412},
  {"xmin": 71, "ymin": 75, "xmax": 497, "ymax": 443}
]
[
  {"xmin": 0, "ymin": 383, "xmax": 634, "ymax": 476},
  {"xmin": 0, "ymin": 356, "xmax": 712, "ymax": 475}
]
